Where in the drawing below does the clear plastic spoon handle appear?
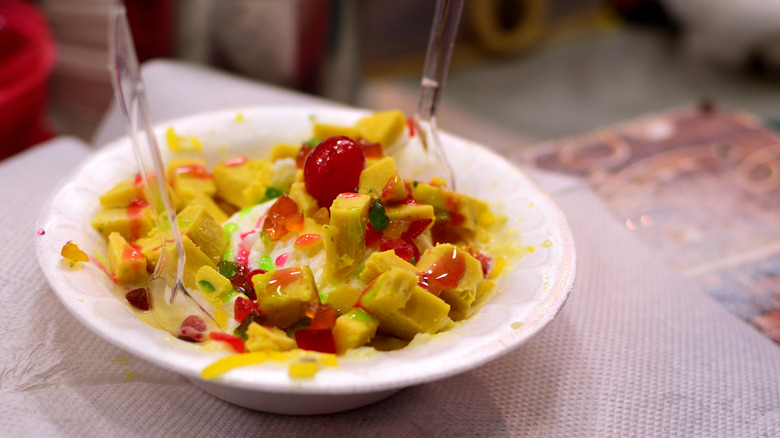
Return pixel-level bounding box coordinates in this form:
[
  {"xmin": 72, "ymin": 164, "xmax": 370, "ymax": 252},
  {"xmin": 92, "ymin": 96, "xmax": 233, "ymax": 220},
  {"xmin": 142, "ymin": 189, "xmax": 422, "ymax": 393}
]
[
  {"xmin": 414, "ymin": 0, "xmax": 464, "ymax": 189},
  {"xmin": 107, "ymin": 6, "xmax": 204, "ymax": 313},
  {"xmin": 417, "ymin": 0, "xmax": 465, "ymax": 122}
]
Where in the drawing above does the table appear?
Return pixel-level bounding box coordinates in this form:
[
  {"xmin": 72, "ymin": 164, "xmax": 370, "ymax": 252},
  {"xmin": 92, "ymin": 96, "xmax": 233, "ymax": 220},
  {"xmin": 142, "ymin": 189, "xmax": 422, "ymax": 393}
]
[{"xmin": 1, "ymin": 60, "xmax": 778, "ymax": 437}]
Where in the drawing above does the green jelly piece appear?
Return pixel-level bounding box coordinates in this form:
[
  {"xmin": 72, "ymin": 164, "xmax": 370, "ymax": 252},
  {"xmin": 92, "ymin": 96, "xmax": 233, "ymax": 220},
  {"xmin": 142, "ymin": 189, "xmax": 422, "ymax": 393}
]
[
  {"xmin": 265, "ymin": 187, "xmax": 283, "ymax": 200},
  {"xmin": 369, "ymin": 200, "xmax": 389, "ymax": 232},
  {"xmin": 218, "ymin": 260, "xmax": 239, "ymax": 278},
  {"xmin": 258, "ymin": 254, "xmax": 274, "ymax": 272},
  {"xmin": 346, "ymin": 308, "xmax": 376, "ymax": 324},
  {"xmin": 197, "ymin": 280, "xmax": 215, "ymax": 293}
]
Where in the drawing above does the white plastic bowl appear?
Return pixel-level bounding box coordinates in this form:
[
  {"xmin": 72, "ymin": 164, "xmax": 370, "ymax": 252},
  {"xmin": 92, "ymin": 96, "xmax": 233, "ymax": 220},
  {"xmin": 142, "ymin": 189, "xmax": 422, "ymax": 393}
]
[{"xmin": 35, "ymin": 106, "xmax": 575, "ymax": 414}]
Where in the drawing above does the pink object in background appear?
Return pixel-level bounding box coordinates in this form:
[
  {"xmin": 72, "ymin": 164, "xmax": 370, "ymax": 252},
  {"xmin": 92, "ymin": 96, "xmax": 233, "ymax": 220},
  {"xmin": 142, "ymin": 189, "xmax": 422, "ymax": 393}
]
[{"xmin": 0, "ymin": 0, "xmax": 57, "ymax": 160}]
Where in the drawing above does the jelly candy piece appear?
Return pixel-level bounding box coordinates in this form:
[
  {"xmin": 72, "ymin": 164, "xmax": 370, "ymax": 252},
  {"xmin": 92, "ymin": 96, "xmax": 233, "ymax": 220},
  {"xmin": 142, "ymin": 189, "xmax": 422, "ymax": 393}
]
[
  {"xmin": 126, "ymin": 288, "xmax": 151, "ymax": 311},
  {"xmin": 209, "ymin": 332, "xmax": 246, "ymax": 354},
  {"xmin": 61, "ymin": 241, "xmax": 89, "ymax": 263},
  {"xmin": 234, "ymin": 296, "xmax": 261, "ymax": 323},
  {"xmin": 295, "ymin": 328, "xmax": 336, "ymax": 354},
  {"xmin": 179, "ymin": 315, "xmax": 207, "ymax": 342}
]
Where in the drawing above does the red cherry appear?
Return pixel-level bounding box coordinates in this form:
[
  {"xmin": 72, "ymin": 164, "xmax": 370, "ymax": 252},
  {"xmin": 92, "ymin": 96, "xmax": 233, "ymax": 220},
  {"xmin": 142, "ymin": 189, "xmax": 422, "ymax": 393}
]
[{"xmin": 304, "ymin": 136, "xmax": 365, "ymax": 208}]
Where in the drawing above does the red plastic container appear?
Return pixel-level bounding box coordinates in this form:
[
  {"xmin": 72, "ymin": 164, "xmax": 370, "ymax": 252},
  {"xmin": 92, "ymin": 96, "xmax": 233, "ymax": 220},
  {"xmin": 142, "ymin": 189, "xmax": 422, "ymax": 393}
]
[{"xmin": 0, "ymin": 0, "xmax": 57, "ymax": 160}]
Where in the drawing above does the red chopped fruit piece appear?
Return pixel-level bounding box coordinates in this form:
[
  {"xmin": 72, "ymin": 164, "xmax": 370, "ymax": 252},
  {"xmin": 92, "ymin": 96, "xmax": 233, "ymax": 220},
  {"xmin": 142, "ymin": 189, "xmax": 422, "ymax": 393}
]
[
  {"xmin": 234, "ymin": 296, "xmax": 261, "ymax": 322},
  {"xmin": 126, "ymin": 288, "xmax": 151, "ymax": 311},
  {"xmin": 471, "ymin": 251, "xmax": 492, "ymax": 278},
  {"xmin": 179, "ymin": 315, "xmax": 207, "ymax": 342},
  {"xmin": 356, "ymin": 138, "xmax": 383, "ymax": 159},
  {"xmin": 296, "ymin": 144, "xmax": 313, "ymax": 169},
  {"xmin": 304, "ymin": 136, "xmax": 366, "ymax": 208},
  {"xmin": 406, "ymin": 117, "xmax": 416, "ymax": 137},
  {"xmin": 294, "ymin": 233, "xmax": 322, "ymax": 249},
  {"xmin": 262, "ymin": 194, "xmax": 304, "ymax": 241},
  {"xmin": 402, "ymin": 219, "xmax": 433, "ymax": 240},
  {"xmin": 209, "ymin": 332, "xmax": 246, "ymax": 353},
  {"xmin": 295, "ymin": 328, "xmax": 337, "ymax": 354},
  {"xmin": 306, "ymin": 303, "xmax": 338, "ymax": 330},
  {"xmin": 229, "ymin": 273, "xmax": 256, "ymax": 301},
  {"xmin": 380, "ymin": 237, "xmax": 419, "ymax": 263},
  {"xmin": 365, "ymin": 223, "xmax": 382, "ymax": 247}
]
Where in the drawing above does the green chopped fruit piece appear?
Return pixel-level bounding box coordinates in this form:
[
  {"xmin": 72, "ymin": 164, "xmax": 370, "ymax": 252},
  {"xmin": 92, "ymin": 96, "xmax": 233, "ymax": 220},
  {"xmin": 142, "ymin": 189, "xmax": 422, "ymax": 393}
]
[
  {"xmin": 368, "ymin": 200, "xmax": 389, "ymax": 231},
  {"xmin": 265, "ymin": 187, "xmax": 283, "ymax": 200},
  {"xmin": 259, "ymin": 254, "xmax": 274, "ymax": 272},
  {"xmin": 346, "ymin": 308, "xmax": 375, "ymax": 324},
  {"xmin": 195, "ymin": 265, "xmax": 234, "ymax": 307},
  {"xmin": 223, "ymin": 222, "xmax": 238, "ymax": 237},
  {"xmin": 197, "ymin": 280, "xmax": 215, "ymax": 293},
  {"xmin": 218, "ymin": 260, "xmax": 239, "ymax": 278}
]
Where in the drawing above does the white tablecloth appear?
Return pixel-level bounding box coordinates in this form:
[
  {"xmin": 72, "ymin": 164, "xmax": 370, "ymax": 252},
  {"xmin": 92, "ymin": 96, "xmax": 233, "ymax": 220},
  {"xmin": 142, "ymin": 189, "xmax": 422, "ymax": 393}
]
[{"xmin": 1, "ymin": 60, "xmax": 778, "ymax": 437}]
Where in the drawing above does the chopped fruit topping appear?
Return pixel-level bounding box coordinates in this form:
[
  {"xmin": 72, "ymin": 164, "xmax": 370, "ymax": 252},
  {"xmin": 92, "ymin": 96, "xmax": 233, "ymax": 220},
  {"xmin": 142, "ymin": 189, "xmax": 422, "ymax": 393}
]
[
  {"xmin": 209, "ymin": 332, "xmax": 246, "ymax": 353},
  {"xmin": 262, "ymin": 194, "xmax": 304, "ymax": 241},
  {"xmin": 368, "ymin": 200, "xmax": 389, "ymax": 232},
  {"xmin": 296, "ymin": 143, "xmax": 314, "ymax": 169},
  {"xmin": 234, "ymin": 296, "xmax": 261, "ymax": 323},
  {"xmin": 295, "ymin": 329, "xmax": 336, "ymax": 354},
  {"xmin": 306, "ymin": 302, "xmax": 338, "ymax": 330},
  {"xmin": 294, "ymin": 233, "xmax": 323, "ymax": 249},
  {"xmin": 126, "ymin": 288, "xmax": 151, "ymax": 311},
  {"xmin": 380, "ymin": 237, "xmax": 419, "ymax": 263},
  {"xmin": 61, "ymin": 241, "xmax": 89, "ymax": 263},
  {"xmin": 304, "ymin": 136, "xmax": 366, "ymax": 208},
  {"xmin": 179, "ymin": 315, "xmax": 207, "ymax": 342}
]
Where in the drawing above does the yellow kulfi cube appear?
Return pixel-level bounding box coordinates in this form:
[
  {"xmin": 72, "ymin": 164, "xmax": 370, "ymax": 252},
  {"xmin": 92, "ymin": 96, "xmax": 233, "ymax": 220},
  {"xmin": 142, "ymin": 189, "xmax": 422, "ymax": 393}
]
[
  {"xmin": 176, "ymin": 205, "xmax": 226, "ymax": 265},
  {"xmin": 358, "ymin": 157, "xmax": 407, "ymax": 203},
  {"xmin": 107, "ymin": 232, "xmax": 147, "ymax": 285},
  {"xmin": 252, "ymin": 266, "xmax": 319, "ymax": 328},
  {"xmin": 332, "ymin": 309, "xmax": 379, "ymax": 354},
  {"xmin": 91, "ymin": 206, "xmax": 156, "ymax": 242},
  {"xmin": 245, "ymin": 322, "xmax": 297, "ymax": 352},
  {"xmin": 288, "ymin": 182, "xmax": 318, "ymax": 218},
  {"xmin": 99, "ymin": 178, "xmax": 145, "ymax": 208},
  {"xmin": 312, "ymin": 123, "xmax": 359, "ymax": 140},
  {"xmin": 166, "ymin": 158, "xmax": 216, "ymax": 197},
  {"xmin": 360, "ymin": 268, "xmax": 450, "ymax": 340},
  {"xmin": 323, "ymin": 193, "xmax": 371, "ymax": 275},
  {"xmin": 355, "ymin": 110, "xmax": 406, "ymax": 147},
  {"xmin": 213, "ymin": 158, "xmax": 273, "ymax": 208},
  {"xmin": 324, "ymin": 284, "xmax": 361, "ymax": 314},
  {"xmin": 358, "ymin": 250, "xmax": 418, "ymax": 284},
  {"xmin": 416, "ymin": 243, "xmax": 483, "ymax": 320},
  {"xmin": 270, "ymin": 143, "xmax": 301, "ymax": 161},
  {"xmin": 408, "ymin": 180, "xmax": 488, "ymax": 231},
  {"xmin": 195, "ymin": 265, "xmax": 234, "ymax": 308}
]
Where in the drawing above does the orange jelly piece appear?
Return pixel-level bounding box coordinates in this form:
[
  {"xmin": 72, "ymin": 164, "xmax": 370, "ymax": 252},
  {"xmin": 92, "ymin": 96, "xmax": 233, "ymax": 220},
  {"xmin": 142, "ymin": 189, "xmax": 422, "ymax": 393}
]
[{"xmin": 262, "ymin": 195, "xmax": 304, "ymax": 241}]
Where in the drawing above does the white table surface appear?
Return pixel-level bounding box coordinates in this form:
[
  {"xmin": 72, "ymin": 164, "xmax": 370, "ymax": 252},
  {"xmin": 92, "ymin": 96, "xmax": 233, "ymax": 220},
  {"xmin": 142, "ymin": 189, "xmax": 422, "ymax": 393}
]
[{"xmin": 1, "ymin": 60, "xmax": 778, "ymax": 437}]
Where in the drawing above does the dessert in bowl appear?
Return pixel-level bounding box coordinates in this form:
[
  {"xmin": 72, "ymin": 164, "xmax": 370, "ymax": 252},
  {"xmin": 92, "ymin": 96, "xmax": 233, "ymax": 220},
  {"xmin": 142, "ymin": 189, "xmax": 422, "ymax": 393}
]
[{"xmin": 35, "ymin": 106, "xmax": 575, "ymax": 414}]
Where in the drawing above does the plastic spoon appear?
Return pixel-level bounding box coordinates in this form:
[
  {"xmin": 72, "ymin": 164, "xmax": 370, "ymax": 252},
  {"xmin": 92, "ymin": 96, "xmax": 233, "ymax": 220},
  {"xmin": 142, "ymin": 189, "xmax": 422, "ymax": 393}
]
[
  {"xmin": 413, "ymin": 0, "xmax": 464, "ymax": 190},
  {"xmin": 108, "ymin": 6, "xmax": 216, "ymax": 334}
]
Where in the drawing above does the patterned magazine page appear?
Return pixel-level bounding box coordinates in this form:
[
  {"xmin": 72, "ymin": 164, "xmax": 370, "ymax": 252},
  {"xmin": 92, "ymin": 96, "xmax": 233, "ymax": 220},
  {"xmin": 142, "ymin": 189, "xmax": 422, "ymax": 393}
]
[{"xmin": 512, "ymin": 103, "xmax": 780, "ymax": 344}]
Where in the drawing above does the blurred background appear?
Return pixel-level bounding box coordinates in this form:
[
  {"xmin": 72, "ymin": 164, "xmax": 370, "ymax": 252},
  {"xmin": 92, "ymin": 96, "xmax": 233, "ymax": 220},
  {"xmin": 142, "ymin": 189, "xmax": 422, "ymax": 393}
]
[{"xmin": 3, "ymin": 0, "xmax": 780, "ymax": 158}]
